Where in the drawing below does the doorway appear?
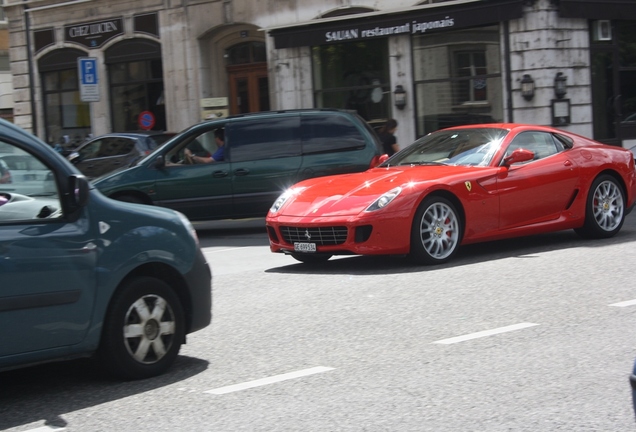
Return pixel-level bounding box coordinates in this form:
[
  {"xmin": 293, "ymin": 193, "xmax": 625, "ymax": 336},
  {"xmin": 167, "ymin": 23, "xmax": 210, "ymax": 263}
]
[
  {"xmin": 590, "ymin": 20, "xmax": 636, "ymax": 146},
  {"xmin": 225, "ymin": 41, "xmax": 270, "ymax": 115},
  {"xmin": 228, "ymin": 63, "xmax": 270, "ymax": 114}
]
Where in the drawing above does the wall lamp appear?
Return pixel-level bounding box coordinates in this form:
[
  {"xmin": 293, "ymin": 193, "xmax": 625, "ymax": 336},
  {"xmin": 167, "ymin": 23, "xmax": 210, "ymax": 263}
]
[
  {"xmin": 520, "ymin": 74, "xmax": 535, "ymax": 101},
  {"xmin": 393, "ymin": 85, "xmax": 406, "ymax": 110},
  {"xmin": 554, "ymin": 72, "xmax": 567, "ymax": 99}
]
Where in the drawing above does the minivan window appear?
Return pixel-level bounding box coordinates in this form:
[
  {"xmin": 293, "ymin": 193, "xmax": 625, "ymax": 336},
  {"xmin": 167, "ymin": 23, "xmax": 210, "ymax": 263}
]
[
  {"xmin": 301, "ymin": 115, "xmax": 366, "ymax": 154},
  {"xmin": 229, "ymin": 116, "xmax": 300, "ymax": 162}
]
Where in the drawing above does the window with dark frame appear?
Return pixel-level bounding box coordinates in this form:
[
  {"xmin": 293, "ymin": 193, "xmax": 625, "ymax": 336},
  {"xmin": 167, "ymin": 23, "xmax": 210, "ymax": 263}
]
[
  {"xmin": 41, "ymin": 69, "xmax": 91, "ymax": 146},
  {"xmin": 453, "ymin": 50, "xmax": 488, "ymax": 104}
]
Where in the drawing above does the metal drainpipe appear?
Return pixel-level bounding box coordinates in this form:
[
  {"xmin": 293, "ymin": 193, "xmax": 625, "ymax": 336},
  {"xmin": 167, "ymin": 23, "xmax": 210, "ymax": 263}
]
[
  {"xmin": 23, "ymin": 1, "xmax": 37, "ymax": 134},
  {"xmin": 503, "ymin": 20, "xmax": 514, "ymax": 123}
]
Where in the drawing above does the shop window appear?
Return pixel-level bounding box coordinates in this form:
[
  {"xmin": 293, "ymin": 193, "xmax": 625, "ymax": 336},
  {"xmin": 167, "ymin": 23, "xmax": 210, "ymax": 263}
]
[
  {"xmin": 106, "ymin": 40, "xmax": 165, "ymax": 132},
  {"xmin": 453, "ymin": 51, "xmax": 488, "ymax": 104},
  {"xmin": 412, "ymin": 25, "xmax": 502, "ymax": 137},
  {"xmin": 41, "ymin": 69, "xmax": 91, "ymax": 147},
  {"xmin": 312, "ymin": 39, "xmax": 390, "ymax": 123},
  {"xmin": 39, "ymin": 48, "xmax": 91, "ymax": 147},
  {"xmin": 108, "ymin": 59, "xmax": 165, "ymax": 132}
]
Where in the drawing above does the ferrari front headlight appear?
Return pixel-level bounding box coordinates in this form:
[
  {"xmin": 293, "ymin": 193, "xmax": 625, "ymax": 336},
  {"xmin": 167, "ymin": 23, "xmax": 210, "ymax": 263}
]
[
  {"xmin": 365, "ymin": 187, "xmax": 402, "ymax": 212},
  {"xmin": 270, "ymin": 187, "xmax": 303, "ymax": 213}
]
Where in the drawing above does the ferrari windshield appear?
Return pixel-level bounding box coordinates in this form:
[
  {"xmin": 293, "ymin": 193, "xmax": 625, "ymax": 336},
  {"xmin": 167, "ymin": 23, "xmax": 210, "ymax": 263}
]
[{"xmin": 383, "ymin": 127, "xmax": 509, "ymax": 167}]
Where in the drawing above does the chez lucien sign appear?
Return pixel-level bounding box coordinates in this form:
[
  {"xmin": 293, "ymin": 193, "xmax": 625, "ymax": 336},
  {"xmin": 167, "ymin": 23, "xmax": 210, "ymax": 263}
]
[{"xmin": 64, "ymin": 18, "xmax": 124, "ymax": 49}]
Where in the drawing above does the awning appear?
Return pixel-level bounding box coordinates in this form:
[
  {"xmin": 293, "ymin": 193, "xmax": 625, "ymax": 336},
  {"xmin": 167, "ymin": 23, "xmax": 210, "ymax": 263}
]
[
  {"xmin": 559, "ymin": 0, "xmax": 636, "ymax": 20},
  {"xmin": 267, "ymin": 0, "xmax": 524, "ymax": 49}
]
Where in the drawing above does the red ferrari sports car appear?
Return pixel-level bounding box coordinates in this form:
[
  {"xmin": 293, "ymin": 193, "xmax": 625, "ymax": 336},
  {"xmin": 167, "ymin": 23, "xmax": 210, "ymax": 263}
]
[{"xmin": 265, "ymin": 124, "xmax": 636, "ymax": 265}]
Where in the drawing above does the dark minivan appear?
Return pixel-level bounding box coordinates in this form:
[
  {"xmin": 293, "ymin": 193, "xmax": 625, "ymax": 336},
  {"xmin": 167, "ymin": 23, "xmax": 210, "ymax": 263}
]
[{"xmin": 93, "ymin": 109, "xmax": 384, "ymax": 221}]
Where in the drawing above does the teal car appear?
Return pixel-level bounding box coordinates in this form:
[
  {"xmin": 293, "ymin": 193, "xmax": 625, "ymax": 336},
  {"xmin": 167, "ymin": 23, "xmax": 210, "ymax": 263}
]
[
  {"xmin": 93, "ymin": 109, "xmax": 384, "ymax": 221},
  {"xmin": 0, "ymin": 119, "xmax": 211, "ymax": 380}
]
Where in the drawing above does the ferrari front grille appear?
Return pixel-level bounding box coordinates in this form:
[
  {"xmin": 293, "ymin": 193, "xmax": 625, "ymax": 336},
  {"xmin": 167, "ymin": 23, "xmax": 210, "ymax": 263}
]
[{"xmin": 280, "ymin": 226, "xmax": 348, "ymax": 246}]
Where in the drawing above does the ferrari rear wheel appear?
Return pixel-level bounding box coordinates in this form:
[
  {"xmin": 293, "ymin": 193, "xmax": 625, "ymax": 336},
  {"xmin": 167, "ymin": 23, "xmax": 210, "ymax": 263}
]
[
  {"xmin": 291, "ymin": 253, "xmax": 333, "ymax": 264},
  {"xmin": 575, "ymin": 174, "xmax": 625, "ymax": 239},
  {"xmin": 410, "ymin": 196, "xmax": 461, "ymax": 265}
]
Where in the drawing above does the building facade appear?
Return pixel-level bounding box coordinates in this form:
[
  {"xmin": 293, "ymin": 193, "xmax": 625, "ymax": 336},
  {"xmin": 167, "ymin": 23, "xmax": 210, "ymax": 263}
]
[{"xmin": 3, "ymin": 0, "xmax": 636, "ymax": 150}]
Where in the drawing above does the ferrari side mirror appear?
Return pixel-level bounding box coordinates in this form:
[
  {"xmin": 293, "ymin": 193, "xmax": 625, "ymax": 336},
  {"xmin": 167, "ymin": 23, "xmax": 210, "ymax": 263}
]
[{"xmin": 503, "ymin": 148, "xmax": 534, "ymax": 166}]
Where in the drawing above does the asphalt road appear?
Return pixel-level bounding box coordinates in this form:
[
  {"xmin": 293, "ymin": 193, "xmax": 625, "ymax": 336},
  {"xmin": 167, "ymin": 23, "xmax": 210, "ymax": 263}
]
[{"xmin": 2, "ymin": 215, "xmax": 636, "ymax": 431}]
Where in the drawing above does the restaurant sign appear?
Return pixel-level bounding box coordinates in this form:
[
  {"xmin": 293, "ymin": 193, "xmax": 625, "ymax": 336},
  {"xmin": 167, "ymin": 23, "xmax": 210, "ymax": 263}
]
[
  {"xmin": 324, "ymin": 17, "xmax": 455, "ymax": 43},
  {"xmin": 64, "ymin": 18, "xmax": 124, "ymax": 49},
  {"xmin": 270, "ymin": 0, "xmax": 523, "ymax": 49}
]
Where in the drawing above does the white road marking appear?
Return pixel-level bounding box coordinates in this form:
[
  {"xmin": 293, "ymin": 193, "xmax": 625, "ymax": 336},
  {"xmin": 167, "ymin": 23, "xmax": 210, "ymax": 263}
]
[
  {"xmin": 609, "ymin": 299, "xmax": 636, "ymax": 307},
  {"xmin": 432, "ymin": 322, "xmax": 540, "ymax": 345},
  {"xmin": 23, "ymin": 426, "xmax": 65, "ymax": 432},
  {"xmin": 204, "ymin": 366, "xmax": 335, "ymax": 395}
]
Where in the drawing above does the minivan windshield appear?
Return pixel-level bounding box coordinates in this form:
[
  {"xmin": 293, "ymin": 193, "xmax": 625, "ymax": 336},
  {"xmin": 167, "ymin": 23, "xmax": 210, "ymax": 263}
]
[{"xmin": 381, "ymin": 128, "xmax": 509, "ymax": 167}]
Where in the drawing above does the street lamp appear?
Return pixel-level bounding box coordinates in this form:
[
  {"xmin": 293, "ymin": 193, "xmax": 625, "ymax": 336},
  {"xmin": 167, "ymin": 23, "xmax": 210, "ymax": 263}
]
[
  {"xmin": 520, "ymin": 74, "xmax": 535, "ymax": 101},
  {"xmin": 393, "ymin": 85, "xmax": 406, "ymax": 110}
]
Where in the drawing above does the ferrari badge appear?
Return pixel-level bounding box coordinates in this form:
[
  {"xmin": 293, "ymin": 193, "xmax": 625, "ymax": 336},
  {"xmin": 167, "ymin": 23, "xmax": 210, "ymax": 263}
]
[{"xmin": 465, "ymin": 181, "xmax": 472, "ymax": 192}]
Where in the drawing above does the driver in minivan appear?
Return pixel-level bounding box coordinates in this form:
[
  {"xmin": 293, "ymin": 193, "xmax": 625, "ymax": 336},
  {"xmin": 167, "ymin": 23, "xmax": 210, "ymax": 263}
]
[{"xmin": 184, "ymin": 128, "xmax": 225, "ymax": 163}]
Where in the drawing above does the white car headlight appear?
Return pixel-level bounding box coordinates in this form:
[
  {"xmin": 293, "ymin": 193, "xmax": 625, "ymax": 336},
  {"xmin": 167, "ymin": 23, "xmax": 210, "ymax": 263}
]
[
  {"xmin": 270, "ymin": 188, "xmax": 303, "ymax": 213},
  {"xmin": 365, "ymin": 187, "xmax": 402, "ymax": 212}
]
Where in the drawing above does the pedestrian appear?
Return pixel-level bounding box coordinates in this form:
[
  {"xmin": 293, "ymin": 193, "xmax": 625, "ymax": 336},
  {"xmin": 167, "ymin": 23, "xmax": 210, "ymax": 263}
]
[{"xmin": 378, "ymin": 118, "xmax": 399, "ymax": 156}]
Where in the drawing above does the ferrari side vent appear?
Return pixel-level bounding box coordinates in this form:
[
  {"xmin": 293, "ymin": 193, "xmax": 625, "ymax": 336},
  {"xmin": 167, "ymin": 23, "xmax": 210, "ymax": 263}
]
[
  {"xmin": 565, "ymin": 189, "xmax": 579, "ymax": 210},
  {"xmin": 280, "ymin": 226, "xmax": 348, "ymax": 246}
]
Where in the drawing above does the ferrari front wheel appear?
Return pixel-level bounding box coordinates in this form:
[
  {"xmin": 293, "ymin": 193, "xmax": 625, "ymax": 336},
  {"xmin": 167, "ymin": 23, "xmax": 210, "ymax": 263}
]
[
  {"xmin": 575, "ymin": 174, "xmax": 625, "ymax": 239},
  {"xmin": 410, "ymin": 196, "xmax": 462, "ymax": 265}
]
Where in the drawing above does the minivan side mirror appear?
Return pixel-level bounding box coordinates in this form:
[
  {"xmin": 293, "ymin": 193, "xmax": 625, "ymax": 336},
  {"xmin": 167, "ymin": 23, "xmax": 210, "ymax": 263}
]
[
  {"xmin": 67, "ymin": 151, "xmax": 80, "ymax": 164},
  {"xmin": 154, "ymin": 155, "xmax": 166, "ymax": 168}
]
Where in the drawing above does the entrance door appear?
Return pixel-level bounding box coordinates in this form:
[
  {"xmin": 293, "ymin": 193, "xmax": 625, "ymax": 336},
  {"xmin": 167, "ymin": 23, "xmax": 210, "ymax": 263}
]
[
  {"xmin": 591, "ymin": 20, "xmax": 636, "ymax": 146},
  {"xmin": 228, "ymin": 63, "xmax": 270, "ymax": 114}
]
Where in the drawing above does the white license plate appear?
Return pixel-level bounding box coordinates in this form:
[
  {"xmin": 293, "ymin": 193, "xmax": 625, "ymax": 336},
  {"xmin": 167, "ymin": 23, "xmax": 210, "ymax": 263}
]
[{"xmin": 294, "ymin": 242, "xmax": 316, "ymax": 253}]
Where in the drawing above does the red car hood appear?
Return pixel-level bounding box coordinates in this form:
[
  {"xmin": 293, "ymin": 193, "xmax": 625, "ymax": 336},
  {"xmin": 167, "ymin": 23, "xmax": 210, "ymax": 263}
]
[{"xmin": 280, "ymin": 165, "xmax": 486, "ymax": 217}]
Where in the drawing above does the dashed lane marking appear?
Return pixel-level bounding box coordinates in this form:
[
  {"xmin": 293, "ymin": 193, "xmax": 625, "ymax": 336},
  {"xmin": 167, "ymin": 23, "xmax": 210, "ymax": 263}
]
[
  {"xmin": 22, "ymin": 426, "xmax": 65, "ymax": 432},
  {"xmin": 204, "ymin": 366, "xmax": 335, "ymax": 395},
  {"xmin": 609, "ymin": 299, "xmax": 636, "ymax": 307},
  {"xmin": 432, "ymin": 322, "xmax": 540, "ymax": 345}
]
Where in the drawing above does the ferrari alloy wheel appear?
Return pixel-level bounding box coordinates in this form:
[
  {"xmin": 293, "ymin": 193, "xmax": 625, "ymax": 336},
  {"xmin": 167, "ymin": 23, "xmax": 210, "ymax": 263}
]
[
  {"xmin": 410, "ymin": 196, "xmax": 462, "ymax": 265},
  {"xmin": 98, "ymin": 277, "xmax": 185, "ymax": 380},
  {"xmin": 575, "ymin": 174, "xmax": 625, "ymax": 239}
]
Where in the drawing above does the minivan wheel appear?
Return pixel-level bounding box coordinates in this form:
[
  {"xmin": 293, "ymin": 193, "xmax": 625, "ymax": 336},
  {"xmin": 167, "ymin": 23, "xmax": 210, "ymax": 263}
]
[
  {"xmin": 98, "ymin": 277, "xmax": 185, "ymax": 380},
  {"xmin": 291, "ymin": 253, "xmax": 332, "ymax": 264}
]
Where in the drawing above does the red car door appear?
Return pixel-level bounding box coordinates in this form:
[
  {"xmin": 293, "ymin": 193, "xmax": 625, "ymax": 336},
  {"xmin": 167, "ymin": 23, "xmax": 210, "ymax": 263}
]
[{"xmin": 496, "ymin": 132, "xmax": 580, "ymax": 230}]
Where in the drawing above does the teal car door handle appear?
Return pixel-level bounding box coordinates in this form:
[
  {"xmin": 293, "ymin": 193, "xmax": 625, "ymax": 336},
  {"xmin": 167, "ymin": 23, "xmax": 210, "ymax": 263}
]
[
  {"xmin": 212, "ymin": 170, "xmax": 229, "ymax": 178},
  {"xmin": 233, "ymin": 168, "xmax": 250, "ymax": 176}
]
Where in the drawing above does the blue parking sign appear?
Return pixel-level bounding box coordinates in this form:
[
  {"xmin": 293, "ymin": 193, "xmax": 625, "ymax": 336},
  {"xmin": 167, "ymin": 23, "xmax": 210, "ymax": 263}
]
[{"xmin": 78, "ymin": 57, "xmax": 100, "ymax": 102}]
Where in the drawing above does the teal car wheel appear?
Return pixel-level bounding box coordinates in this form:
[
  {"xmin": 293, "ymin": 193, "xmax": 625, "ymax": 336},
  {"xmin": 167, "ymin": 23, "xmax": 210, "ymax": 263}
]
[{"xmin": 98, "ymin": 276, "xmax": 185, "ymax": 380}]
